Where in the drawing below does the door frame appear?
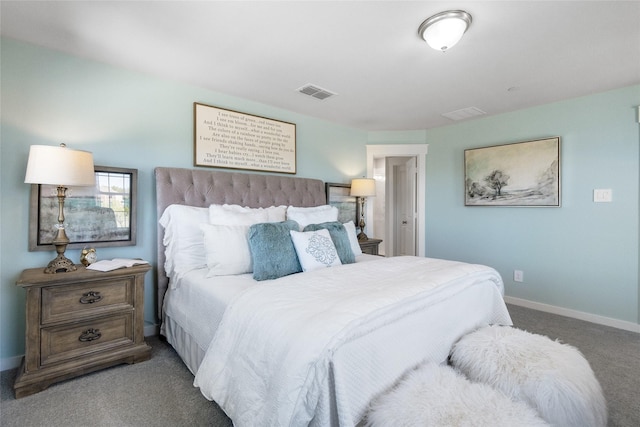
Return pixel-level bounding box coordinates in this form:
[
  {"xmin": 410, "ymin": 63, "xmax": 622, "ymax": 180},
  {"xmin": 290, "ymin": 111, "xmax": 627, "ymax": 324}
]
[{"xmin": 366, "ymin": 144, "xmax": 428, "ymax": 257}]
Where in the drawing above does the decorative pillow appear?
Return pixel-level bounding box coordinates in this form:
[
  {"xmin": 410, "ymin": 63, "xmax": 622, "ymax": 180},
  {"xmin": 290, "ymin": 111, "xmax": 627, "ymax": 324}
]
[
  {"xmin": 290, "ymin": 229, "xmax": 342, "ymax": 272},
  {"xmin": 158, "ymin": 204, "xmax": 209, "ymax": 277},
  {"xmin": 304, "ymin": 222, "xmax": 355, "ymax": 264},
  {"xmin": 286, "ymin": 205, "xmax": 339, "ymax": 230},
  {"xmin": 343, "ymin": 221, "xmax": 363, "ymax": 256},
  {"xmin": 200, "ymin": 224, "xmax": 252, "ymax": 277},
  {"xmin": 209, "ymin": 204, "xmax": 270, "ymax": 225},
  {"xmin": 215, "ymin": 204, "xmax": 287, "ymax": 223},
  {"xmin": 248, "ymin": 220, "xmax": 302, "ymax": 281}
]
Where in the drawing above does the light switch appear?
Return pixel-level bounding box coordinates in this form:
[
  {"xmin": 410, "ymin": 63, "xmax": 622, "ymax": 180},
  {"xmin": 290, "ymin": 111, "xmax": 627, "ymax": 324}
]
[{"xmin": 593, "ymin": 189, "xmax": 612, "ymax": 203}]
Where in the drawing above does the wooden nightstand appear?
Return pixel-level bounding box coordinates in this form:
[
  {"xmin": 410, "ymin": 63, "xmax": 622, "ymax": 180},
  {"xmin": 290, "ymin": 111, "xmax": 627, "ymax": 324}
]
[
  {"xmin": 14, "ymin": 263, "xmax": 152, "ymax": 398},
  {"xmin": 359, "ymin": 238, "xmax": 383, "ymax": 255}
]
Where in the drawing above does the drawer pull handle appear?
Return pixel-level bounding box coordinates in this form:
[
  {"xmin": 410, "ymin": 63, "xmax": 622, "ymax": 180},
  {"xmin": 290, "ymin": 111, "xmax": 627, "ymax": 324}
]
[
  {"xmin": 78, "ymin": 328, "xmax": 101, "ymax": 342},
  {"xmin": 79, "ymin": 291, "xmax": 102, "ymax": 304}
]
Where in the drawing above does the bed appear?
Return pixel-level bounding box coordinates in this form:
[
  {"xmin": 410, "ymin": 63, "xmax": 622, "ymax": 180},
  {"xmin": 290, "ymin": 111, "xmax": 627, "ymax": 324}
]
[{"xmin": 155, "ymin": 166, "xmax": 512, "ymax": 427}]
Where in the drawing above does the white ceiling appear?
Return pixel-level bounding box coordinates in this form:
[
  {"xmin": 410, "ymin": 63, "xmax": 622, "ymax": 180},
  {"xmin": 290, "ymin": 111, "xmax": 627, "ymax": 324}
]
[{"xmin": 2, "ymin": 1, "xmax": 639, "ymax": 131}]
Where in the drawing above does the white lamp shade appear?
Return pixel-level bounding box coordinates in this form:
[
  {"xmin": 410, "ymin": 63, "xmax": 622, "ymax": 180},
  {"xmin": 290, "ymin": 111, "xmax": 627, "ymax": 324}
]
[
  {"xmin": 350, "ymin": 178, "xmax": 376, "ymax": 197},
  {"xmin": 25, "ymin": 145, "xmax": 95, "ymax": 186}
]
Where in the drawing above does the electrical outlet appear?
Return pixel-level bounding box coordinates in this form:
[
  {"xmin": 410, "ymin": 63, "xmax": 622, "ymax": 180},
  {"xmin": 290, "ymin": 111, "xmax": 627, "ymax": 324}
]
[
  {"xmin": 593, "ymin": 189, "xmax": 612, "ymax": 202},
  {"xmin": 514, "ymin": 270, "xmax": 524, "ymax": 283}
]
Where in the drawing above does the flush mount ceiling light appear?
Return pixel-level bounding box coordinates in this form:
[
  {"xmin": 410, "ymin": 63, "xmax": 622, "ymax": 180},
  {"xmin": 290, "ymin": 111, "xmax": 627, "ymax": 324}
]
[{"xmin": 418, "ymin": 10, "xmax": 472, "ymax": 52}]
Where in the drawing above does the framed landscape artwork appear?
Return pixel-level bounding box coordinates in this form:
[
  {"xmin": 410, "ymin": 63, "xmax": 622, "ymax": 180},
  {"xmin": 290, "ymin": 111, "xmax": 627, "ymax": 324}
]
[
  {"xmin": 464, "ymin": 137, "xmax": 560, "ymax": 207},
  {"xmin": 29, "ymin": 166, "xmax": 138, "ymax": 251}
]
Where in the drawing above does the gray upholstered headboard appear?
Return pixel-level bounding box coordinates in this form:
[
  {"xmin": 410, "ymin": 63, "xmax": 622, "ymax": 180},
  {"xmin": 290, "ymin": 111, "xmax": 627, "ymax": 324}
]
[{"xmin": 154, "ymin": 167, "xmax": 327, "ymax": 319}]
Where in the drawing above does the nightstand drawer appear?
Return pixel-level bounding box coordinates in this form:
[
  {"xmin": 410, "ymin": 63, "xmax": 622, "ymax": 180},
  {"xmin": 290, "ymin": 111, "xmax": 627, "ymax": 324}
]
[
  {"xmin": 40, "ymin": 312, "xmax": 134, "ymax": 367},
  {"xmin": 42, "ymin": 277, "xmax": 133, "ymax": 324}
]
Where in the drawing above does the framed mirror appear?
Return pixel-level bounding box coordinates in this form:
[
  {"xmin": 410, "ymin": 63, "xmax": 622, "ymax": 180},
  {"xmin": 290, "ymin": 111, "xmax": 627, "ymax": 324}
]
[{"xmin": 29, "ymin": 166, "xmax": 138, "ymax": 251}]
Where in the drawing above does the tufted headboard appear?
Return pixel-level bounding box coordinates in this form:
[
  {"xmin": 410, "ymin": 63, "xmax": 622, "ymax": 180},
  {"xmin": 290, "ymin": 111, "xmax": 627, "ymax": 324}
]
[{"xmin": 154, "ymin": 167, "xmax": 327, "ymax": 319}]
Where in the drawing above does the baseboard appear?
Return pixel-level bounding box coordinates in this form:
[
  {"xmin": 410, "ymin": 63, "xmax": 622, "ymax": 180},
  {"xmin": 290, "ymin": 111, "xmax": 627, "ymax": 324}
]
[
  {"xmin": 1, "ymin": 355, "xmax": 23, "ymax": 372},
  {"xmin": 144, "ymin": 322, "xmax": 160, "ymax": 337},
  {"xmin": 2, "ymin": 323, "xmax": 162, "ymax": 372},
  {"xmin": 505, "ymin": 296, "xmax": 640, "ymax": 333}
]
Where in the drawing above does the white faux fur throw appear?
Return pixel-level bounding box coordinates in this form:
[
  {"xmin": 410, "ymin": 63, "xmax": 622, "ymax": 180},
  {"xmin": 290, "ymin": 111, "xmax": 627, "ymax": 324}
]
[
  {"xmin": 365, "ymin": 362, "xmax": 548, "ymax": 427},
  {"xmin": 450, "ymin": 325, "xmax": 607, "ymax": 427}
]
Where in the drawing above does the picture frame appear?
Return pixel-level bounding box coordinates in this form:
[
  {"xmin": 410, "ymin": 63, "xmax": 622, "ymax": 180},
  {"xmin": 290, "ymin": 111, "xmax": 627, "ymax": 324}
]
[
  {"xmin": 194, "ymin": 102, "xmax": 296, "ymax": 174},
  {"xmin": 464, "ymin": 137, "xmax": 560, "ymax": 207},
  {"xmin": 29, "ymin": 166, "xmax": 138, "ymax": 251},
  {"xmin": 325, "ymin": 182, "xmax": 359, "ymax": 225}
]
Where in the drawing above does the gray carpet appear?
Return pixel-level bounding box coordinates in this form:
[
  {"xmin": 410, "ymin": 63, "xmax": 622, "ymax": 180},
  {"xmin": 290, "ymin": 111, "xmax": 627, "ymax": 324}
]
[
  {"xmin": 0, "ymin": 336, "xmax": 231, "ymax": 427},
  {"xmin": 507, "ymin": 304, "xmax": 640, "ymax": 427},
  {"xmin": 1, "ymin": 304, "xmax": 638, "ymax": 426}
]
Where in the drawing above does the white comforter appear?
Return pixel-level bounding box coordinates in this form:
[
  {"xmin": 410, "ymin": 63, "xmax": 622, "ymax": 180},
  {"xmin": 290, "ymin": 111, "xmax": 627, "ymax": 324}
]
[{"xmin": 194, "ymin": 256, "xmax": 511, "ymax": 426}]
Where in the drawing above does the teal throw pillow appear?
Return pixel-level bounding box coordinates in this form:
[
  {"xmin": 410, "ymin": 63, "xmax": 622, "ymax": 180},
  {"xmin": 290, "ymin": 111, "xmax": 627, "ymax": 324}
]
[
  {"xmin": 248, "ymin": 220, "xmax": 302, "ymax": 281},
  {"xmin": 304, "ymin": 221, "xmax": 355, "ymax": 264}
]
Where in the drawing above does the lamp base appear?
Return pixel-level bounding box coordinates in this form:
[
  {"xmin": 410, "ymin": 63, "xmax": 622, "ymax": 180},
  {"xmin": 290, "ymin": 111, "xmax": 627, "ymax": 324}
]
[
  {"xmin": 357, "ymin": 232, "xmax": 369, "ymax": 241},
  {"xmin": 44, "ymin": 186, "xmax": 77, "ymax": 274},
  {"xmin": 44, "ymin": 254, "xmax": 77, "ymax": 274}
]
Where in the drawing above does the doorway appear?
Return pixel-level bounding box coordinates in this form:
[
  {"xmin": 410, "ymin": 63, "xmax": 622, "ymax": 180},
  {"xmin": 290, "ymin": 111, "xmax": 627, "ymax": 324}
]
[{"xmin": 366, "ymin": 144, "xmax": 428, "ymax": 257}]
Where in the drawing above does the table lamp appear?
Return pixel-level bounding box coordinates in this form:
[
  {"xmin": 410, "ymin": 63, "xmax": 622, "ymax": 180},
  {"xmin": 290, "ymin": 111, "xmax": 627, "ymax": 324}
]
[
  {"xmin": 350, "ymin": 178, "xmax": 376, "ymax": 241},
  {"xmin": 25, "ymin": 144, "xmax": 95, "ymax": 273}
]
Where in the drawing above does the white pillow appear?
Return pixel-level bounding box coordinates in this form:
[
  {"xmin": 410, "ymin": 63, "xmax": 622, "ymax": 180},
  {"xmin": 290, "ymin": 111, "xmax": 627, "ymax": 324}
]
[
  {"xmin": 215, "ymin": 204, "xmax": 286, "ymax": 222},
  {"xmin": 158, "ymin": 204, "xmax": 209, "ymax": 278},
  {"xmin": 266, "ymin": 206, "xmax": 287, "ymax": 222},
  {"xmin": 343, "ymin": 221, "xmax": 363, "ymax": 256},
  {"xmin": 290, "ymin": 229, "xmax": 342, "ymax": 272},
  {"xmin": 286, "ymin": 205, "xmax": 339, "ymax": 230},
  {"xmin": 201, "ymin": 224, "xmax": 252, "ymax": 277},
  {"xmin": 209, "ymin": 204, "xmax": 269, "ymax": 225}
]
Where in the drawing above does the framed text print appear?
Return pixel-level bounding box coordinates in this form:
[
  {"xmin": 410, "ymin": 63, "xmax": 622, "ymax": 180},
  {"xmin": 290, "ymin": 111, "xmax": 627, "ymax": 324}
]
[
  {"xmin": 194, "ymin": 102, "xmax": 296, "ymax": 174},
  {"xmin": 464, "ymin": 137, "xmax": 560, "ymax": 207}
]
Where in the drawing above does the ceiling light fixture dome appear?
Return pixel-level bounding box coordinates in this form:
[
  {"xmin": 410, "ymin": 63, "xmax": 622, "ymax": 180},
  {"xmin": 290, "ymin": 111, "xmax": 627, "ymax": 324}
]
[{"xmin": 418, "ymin": 10, "xmax": 472, "ymax": 52}]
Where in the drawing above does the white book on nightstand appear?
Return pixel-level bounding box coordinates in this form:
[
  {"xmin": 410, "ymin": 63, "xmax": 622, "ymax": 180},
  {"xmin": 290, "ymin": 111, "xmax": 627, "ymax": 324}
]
[{"xmin": 86, "ymin": 258, "xmax": 149, "ymax": 272}]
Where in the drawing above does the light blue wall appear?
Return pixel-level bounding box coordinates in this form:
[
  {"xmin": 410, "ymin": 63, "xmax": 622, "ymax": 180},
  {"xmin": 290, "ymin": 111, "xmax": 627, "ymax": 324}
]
[
  {"xmin": 0, "ymin": 38, "xmax": 368, "ymax": 364},
  {"xmin": 2, "ymin": 37, "xmax": 638, "ymax": 368},
  {"xmin": 422, "ymin": 86, "xmax": 640, "ymax": 324}
]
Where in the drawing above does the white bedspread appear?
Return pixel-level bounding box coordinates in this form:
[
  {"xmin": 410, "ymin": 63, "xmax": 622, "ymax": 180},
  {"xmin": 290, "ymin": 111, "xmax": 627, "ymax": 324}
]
[{"xmin": 194, "ymin": 256, "xmax": 511, "ymax": 426}]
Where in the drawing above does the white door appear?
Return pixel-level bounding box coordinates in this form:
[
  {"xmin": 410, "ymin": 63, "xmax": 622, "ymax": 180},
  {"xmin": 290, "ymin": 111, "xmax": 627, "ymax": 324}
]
[
  {"xmin": 394, "ymin": 157, "xmax": 417, "ymax": 256},
  {"xmin": 384, "ymin": 156, "xmax": 417, "ymax": 257},
  {"xmin": 390, "ymin": 157, "xmax": 417, "ymax": 256}
]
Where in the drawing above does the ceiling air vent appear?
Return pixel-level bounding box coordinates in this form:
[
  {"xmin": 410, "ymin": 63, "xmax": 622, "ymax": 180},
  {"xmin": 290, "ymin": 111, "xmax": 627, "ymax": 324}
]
[
  {"xmin": 441, "ymin": 106, "xmax": 486, "ymax": 121},
  {"xmin": 297, "ymin": 84, "xmax": 336, "ymax": 100}
]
